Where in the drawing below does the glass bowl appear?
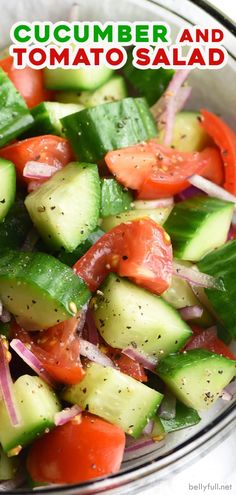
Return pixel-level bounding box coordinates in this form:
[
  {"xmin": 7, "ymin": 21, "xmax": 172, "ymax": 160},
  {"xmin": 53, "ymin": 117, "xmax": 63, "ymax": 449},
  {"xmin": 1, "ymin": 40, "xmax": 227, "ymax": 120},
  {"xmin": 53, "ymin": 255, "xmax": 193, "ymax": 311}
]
[{"xmin": 2, "ymin": 1, "xmax": 236, "ymax": 493}]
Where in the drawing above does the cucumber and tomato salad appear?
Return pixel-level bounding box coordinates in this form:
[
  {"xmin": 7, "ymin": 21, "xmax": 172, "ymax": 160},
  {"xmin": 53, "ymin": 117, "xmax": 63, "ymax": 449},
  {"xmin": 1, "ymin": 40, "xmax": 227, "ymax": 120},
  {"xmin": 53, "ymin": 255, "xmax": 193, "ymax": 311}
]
[{"xmin": 0, "ymin": 51, "xmax": 235, "ymax": 490}]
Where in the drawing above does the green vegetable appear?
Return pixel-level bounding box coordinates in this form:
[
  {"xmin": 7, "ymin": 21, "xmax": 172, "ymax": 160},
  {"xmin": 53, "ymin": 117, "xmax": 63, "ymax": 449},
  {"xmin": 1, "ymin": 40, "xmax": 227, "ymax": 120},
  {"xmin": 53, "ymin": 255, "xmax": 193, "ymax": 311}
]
[
  {"xmin": 0, "ymin": 159, "xmax": 16, "ymax": 221},
  {"xmin": 100, "ymin": 178, "xmax": 133, "ymax": 217},
  {"xmin": 58, "ymin": 227, "xmax": 104, "ymax": 266},
  {"xmin": 157, "ymin": 112, "xmax": 211, "ymax": 152},
  {"xmin": 61, "ymin": 97, "xmax": 157, "ymax": 162},
  {"xmin": 0, "ymin": 195, "xmax": 32, "ymax": 251},
  {"xmin": 44, "ymin": 65, "xmax": 113, "ymax": 91},
  {"xmin": 27, "ymin": 102, "xmax": 84, "ymax": 137},
  {"xmin": 0, "ymin": 68, "xmax": 33, "ymax": 147},
  {"xmin": 0, "ymin": 250, "xmax": 90, "ymax": 330},
  {"xmin": 160, "ymin": 401, "xmax": 201, "ymax": 432},
  {"xmin": 101, "ymin": 206, "xmax": 172, "ymax": 232}
]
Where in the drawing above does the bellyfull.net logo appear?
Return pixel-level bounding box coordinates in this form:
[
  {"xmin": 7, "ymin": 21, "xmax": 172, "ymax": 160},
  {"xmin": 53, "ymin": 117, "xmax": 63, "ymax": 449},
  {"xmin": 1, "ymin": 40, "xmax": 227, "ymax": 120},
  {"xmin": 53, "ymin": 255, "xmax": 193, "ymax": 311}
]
[{"xmin": 188, "ymin": 482, "xmax": 233, "ymax": 492}]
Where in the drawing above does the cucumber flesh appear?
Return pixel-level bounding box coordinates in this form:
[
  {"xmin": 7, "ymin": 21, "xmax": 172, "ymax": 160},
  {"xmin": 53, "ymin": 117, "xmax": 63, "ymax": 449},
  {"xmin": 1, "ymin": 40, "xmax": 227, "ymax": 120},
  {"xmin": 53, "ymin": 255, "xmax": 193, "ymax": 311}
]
[
  {"xmin": 55, "ymin": 75, "xmax": 127, "ymax": 107},
  {"xmin": 0, "ymin": 250, "xmax": 90, "ymax": 330},
  {"xmin": 61, "ymin": 97, "xmax": 157, "ymax": 162},
  {"xmin": 165, "ymin": 196, "xmax": 234, "ymax": 261},
  {"xmin": 28, "ymin": 102, "xmax": 84, "ymax": 137},
  {"xmin": 44, "ymin": 66, "xmax": 113, "ymax": 91},
  {"xmin": 58, "ymin": 227, "xmax": 104, "ymax": 267},
  {"xmin": 25, "ymin": 162, "xmax": 101, "ymax": 252},
  {"xmin": 198, "ymin": 239, "xmax": 236, "ymax": 338},
  {"xmin": 159, "ymin": 401, "xmax": 201, "ymax": 433},
  {"xmin": 100, "ymin": 178, "xmax": 133, "ymax": 218},
  {"xmin": 157, "ymin": 112, "xmax": 211, "ymax": 152},
  {"xmin": 157, "ymin": 349, "xmax": 236, "ymax": 410},
  {"xmin": 101, "ymin": 207, "xmax": 172, "ymax": 232},
  {"xmin": 0, "ymin": 195, "xmax": 32, "ymax": 251},
  {"xmin": 92, "ymin": 274, "xmax": 192, "ymax": 360},
  {"xmin": 0, "ymin": 375, "xmax": 61, "ymax": 453},
  {"xmin": 0, "ymin": 446, "xmax": 17, "ymax": 480},
  {"xmin": 62, "ymin": 362, "xmax": 163, "ymax": 438},
  {"xmin": 0, "ymin": 159, "xmax": 16, "ymax": 221}
]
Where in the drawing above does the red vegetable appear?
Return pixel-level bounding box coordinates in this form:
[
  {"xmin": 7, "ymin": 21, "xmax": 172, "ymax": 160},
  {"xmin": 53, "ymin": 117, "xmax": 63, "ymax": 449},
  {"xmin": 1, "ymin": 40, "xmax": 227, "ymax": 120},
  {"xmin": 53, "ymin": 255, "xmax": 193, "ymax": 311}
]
[
  {"xmin": 0, "ymin": 56, "xmax": 53, "ymax": 108},
  {"xmin": 74, "ymin": 218, "xmax": 173, "ymax": 295},
  {"xmin": 27, "ymin": 413, "xmax": 125, "ymax": 484},
  {"xmin": 108, "ymin": 348, "xmax": 148, "ymax": 382},
  {"xmin": 105, "ymin": 140, "xmax": 223, "ymax": 199},
  {"xmin": 184, "ymin": 326, "xmax": 236, "ymax": 360},
  {"xmin": 0, "ymin": 135, "xmax": 73, "ymax": 185},
  {"xmin": 200, "ymin": 109, "xmax": 236, "ymax": 194},
  {"xmin": 11, "ymin": 318, "xmax": 85, "ymax": 385}
]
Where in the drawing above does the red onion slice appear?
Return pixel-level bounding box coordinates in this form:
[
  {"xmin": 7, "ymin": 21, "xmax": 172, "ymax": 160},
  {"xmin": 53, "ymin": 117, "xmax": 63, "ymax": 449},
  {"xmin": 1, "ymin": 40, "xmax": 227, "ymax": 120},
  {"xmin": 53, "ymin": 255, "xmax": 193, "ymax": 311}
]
[
  {"xmin": 134, "ymin": 197, "xmax": 174, "ymax": 209},
  {"xmin": 79, "ymin": 338, "xmax": 115, "ymax": 367},
  {"xmin": 0, "ymin": 337, "xmax": 21, "ymax": 426},
  {"xmin": 158, "ymin": 391, "xmax": 176, "ymax": 420},
  {"xmin": 54, "ymin": 405, "xmax": 82, "ymax": 426},
  {"xmin": 10, "ymin": 339, "xmax": 55, "ymax": 387},
  {"xmin": 83, "ymin": 308, "xmax": 100, "ymax": 345},
  {"xmin": 142, "ymin": 419, "xmax": 154, "ymax": 435},
  {"xmin": 189, "ymin": 175, "xmax": 236, "ymax": 209},
  {"xmin": 179, "ymin": 305, "xmax": 203, "ymax": 321},
  {"xmin": 122, "ymin": 347, "xmax": 157, "ymax": 371},
  {"xmin": 125, "ymin": 438, "xmax": 154, "ymax": 453},
  {"xmin": 173, "ymin": 261, "xmax": 224, "ymax": 290},
  {"xmin": 76, "ymin": 304, "xmax": 88, "ymax": 335},
  {"xmin": 0, "ymin": 310, "xmax": 11, "ymax": 324},
  {"xmin": 23, "ymin": 161, "xmax": 58, "ymax": 180}
]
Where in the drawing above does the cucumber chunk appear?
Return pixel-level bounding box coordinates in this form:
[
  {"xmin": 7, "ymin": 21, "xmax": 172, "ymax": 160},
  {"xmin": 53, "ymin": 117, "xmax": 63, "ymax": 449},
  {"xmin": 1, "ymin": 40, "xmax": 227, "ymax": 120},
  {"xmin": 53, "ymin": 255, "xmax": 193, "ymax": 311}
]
[
  {"xmin": 198, "ymin": 239, "xmax": 236, "ymax": 338},
  {"xmin": 0, "ymin": 375, "xmax": 61, "ymax": 454},
  {"xmin": 58, "ymin": 227, "xmax": 104, "ymax": 267},
  {"xmin": 123, "ymin": 52, "xmax": 174, "ymax": 105},
  {"xmin": 0, "ymin": 250, "xmax": 90, "ymax": 330},
  {"xmin": 0, "ymin": 68, "xmax": 33, "ymax": 147},
  {"xmin": 55, "ymin": 75, "xmax": 127, "ymax": 107},
  {"xmin": 44, "ymin": 66, "xmax": 113, "ymax": 91},
  {"xmin": 0, "ymin": 159, "xmax": 16, "ymax": 221},
  {"xmin": 28, "ymin": 102, "xmax": 84, "ymax": 137},
  {"xmin": 159, "ymin": 401, "xmax": 201, "ymax": 433},
  {"xmin": 0, "ymin": 446, "xmax": 17, "ymax": 480},
  {"xmin": 92, "ymin": 274, "xmax": 192, "ymax": 360},
  {"xmin": 62, "ymin": 362, "xmax": 163, "ymax": 438},
  {"xmin": 25, "ymin": 162, "xmax": 100, "ymax": 252},
  {"xmin": 0, "ymin": 195, "xmax": 32, "ymax": 251},
  {"xmin": 162, "ymin": 269, "xmax": 213, "ymax": 327},
  {"xmin": 165, "ymin": 196, "xmax": 234, "ymax": 261},
  {"xmin": 100, "ymin": 178, "xmax": 133, "ymax": 218},
  {"xmin": 157, "ymin": 349, "xmax": 236, "ymax": 411},
  {"xmin": 101, "ymin": 207, "xmax": 172, "ymax": 232},
  {"xmin": 157, "ymin": 112, "xmax": 211, "ymax": 152},
  {"xmin": 61, "ymin": 97, "xmax": 157, "ymax": 162}
]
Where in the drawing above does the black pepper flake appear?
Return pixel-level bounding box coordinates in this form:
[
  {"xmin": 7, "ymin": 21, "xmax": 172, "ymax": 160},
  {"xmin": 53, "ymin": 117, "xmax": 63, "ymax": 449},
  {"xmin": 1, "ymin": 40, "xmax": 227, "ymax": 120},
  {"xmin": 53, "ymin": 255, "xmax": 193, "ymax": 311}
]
[
  {"xmin": 122, "ymin": 255, "xmax": 128, "ymax": 260},
  {"xmin": 0, "ymin": 199, "xmax": 6, "ymax": 204}
]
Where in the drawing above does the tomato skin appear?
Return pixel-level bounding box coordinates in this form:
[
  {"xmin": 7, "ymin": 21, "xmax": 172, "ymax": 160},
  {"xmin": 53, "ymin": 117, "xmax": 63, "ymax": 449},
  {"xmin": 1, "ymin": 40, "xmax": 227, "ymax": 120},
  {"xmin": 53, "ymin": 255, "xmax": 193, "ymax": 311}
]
[
  {"xmin": 0, "ymin": 56, "xmax": 52, "ymax": 108},
  {"xmin": 184, "ymin": 326, "xmax": 236, "ymax": 360},
  {"xmin": 74, "ymin": 218, "xmax": 173, "ymax": 295},
  {"xmin": 105, "ymin": 140, "xmax": 221, "ymax": 199},
  {"xmin": 108, "ymin": 348, "xmax": 147, "ymax": 382},
  {"xmin": 0, "ymin": 135, "xmax": 73, "ymax": 185},
  {"xmin": 200, "ymin": 109, "xmax": 236, "ymax": 194},
  {"xmin": 11, "ymin": 318, "xmax": 84, "ymax": 385},
  {"xmin": 27, "ymin": 414, "xmax": 126, "ymax": 484}
]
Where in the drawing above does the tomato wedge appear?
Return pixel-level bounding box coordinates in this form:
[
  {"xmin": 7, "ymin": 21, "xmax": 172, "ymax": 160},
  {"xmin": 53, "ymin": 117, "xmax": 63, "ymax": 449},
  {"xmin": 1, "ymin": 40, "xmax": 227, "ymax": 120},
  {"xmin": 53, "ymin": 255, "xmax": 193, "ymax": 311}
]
[
  {"xmin": 105, "ymin": 140, "xmax": 223, "ymax": 199},
  {"xmin": 11, "ymin": 318, "xmax": 85, "ymax": 385},
  {"xmin": 108, "ymin": 348, "xmax": 148, "ymax": 382},
  {"xmin": 200, "ymin": 109, "xmax": 236, "ymax": 194},
  {"xmin": 27, "ymin": 413, "xmax": 125, "ymax": 484},
  {"xmin": 184, "ymin": 326, "xmax": 236, "ymax": 360},
  {"xmin": 0, "ymin": 135, "xmax": 73, "ymax": 185},
  {"xmin": 74, "ymin": 218, "xmax": 172, "ymax": 295},
  {"xmin": 0, "ymin": 56, "xmax": 52, "ymax": 108}
]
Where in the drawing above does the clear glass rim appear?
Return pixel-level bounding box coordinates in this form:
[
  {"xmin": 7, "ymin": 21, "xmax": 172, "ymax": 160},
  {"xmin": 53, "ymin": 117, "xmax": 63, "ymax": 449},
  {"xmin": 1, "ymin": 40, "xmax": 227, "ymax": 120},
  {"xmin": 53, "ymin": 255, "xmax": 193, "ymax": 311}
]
[{"xmin": 7, "ymin": 1, "xmax": 236, "ymax": 493}]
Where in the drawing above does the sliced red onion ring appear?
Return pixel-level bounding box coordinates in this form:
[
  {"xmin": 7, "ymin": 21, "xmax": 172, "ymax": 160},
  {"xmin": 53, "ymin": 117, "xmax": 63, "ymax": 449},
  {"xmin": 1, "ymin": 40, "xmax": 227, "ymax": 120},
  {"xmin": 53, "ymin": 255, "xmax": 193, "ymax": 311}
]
[
  {"xmin": 151, "ymin": 70, "xmax": 192, "ymax": 146},
  {"xmin": 175, "ymin": 185, "xmax": 204, "ymax": 202},
  {"xmin": 158, "ymin": 391, "xmax": 176, "ymax": 420},
  {"xmin": 10, "ymin": 339, "xmax": 55, "ymax": 387},
  {"xmin": 79, "ymin": 338, "xmax": 115, "ymax": 367},
  {"xmin": 134, "ymin": 197, "xmax": 174, "ymax": 209},
  {"xmin": 173, "ymin": 261, "xmax": 224, "ymax": 290},
  {"xmin": 142, "ymin": 419, "xmax": 154, "ymax": 435},
  {"xmin": 23, "ymin": 161, "xmax": 58, "ymax": 180},
  {"xmin": 220, "ymin": 389, "xmax": 232, "ymax": 401},
  {"xmin": 54, "ymin": 405, "xmax": 82, "ymax": 426},
  {"xmin": 122, "ymin": 347, "xmax": 157, "ymax": 371},
  {"xmin": 125, "ymin": 438, "xmax": 154, "ymax": 453},
  {"xmin": 189, "ymin": 175, "xmax": 236, "ymax": 209},
  {"xmin": 0, "ymin": 309, "xmax": 11, "ymax": 324},
  {"xmin": 83, "ymin": 309, "xmax": 100, "ymax": 345},
  {"xmin": 179, "ymin": 305, "xmax": 203, "ymax": 321},
  {"xmin": 76, "ymin": 304, "xmax": 88, "ymax": 335},
  {"xmin": 0, "ymin": 337, "xmax": 21, "ymax": 426}
]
